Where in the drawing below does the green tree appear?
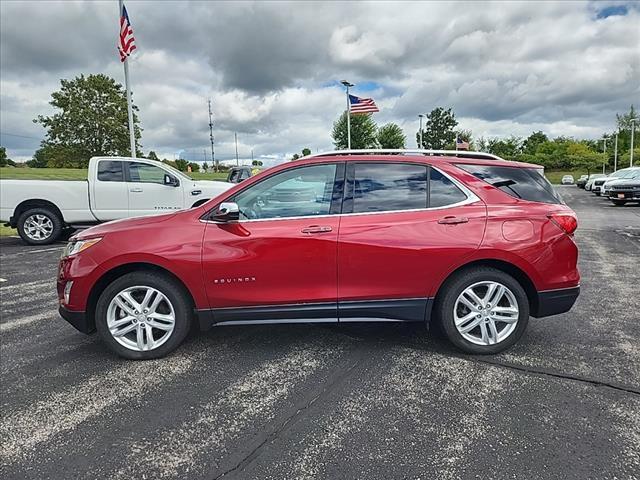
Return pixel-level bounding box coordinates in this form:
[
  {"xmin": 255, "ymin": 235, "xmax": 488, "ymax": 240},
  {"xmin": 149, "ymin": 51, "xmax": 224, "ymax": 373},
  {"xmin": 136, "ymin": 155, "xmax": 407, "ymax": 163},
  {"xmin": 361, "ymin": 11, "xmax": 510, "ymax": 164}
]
[
  {"xmin": 188, "ymin": 162, "xmax": 200, "ymax": 172},
  {"xmin": 27, "ymin": 147, "xmax": 49, "ymax": 168},
  {"xmin": 487, "ymin": 136, "xmax": 522, "ymax": 160},
  {"xmin": 301, "ymin": 148, "xmax": 311, "ymax": 157},
  {"xmin": 252, "ymin": 160, "xmax": 264, "ymax": 166},
  {"xmin": 34, "ymin": 74, "xmax": 142, "ymax": 167},
  {"xmin": 332, "ymin": 112, "xmax": 378, "ymax": 149},
  {"xmin": 147, "ymin": 150, "xmax": 159, "ymax": 161},
  {"xmin": 377, "ymin": 123, "xmax": 406, "ymax": 148},
  {"xmin": 417, "ymin": 107, "xmax": 458, "ymax": 149},
  {"xmin": 202, "ymin": 161, "xmax": 209, "ymax": 172},
  {"xmin": 0, "ymin": 146, "xmax": 15, "ymax": 167},
  {"xmin": 522, "ymin": 131, "xmax": 548, "ymax": 155},
  {"xmin": 174, "ymin": 159, "xmax": 189, "ymax": 171}
]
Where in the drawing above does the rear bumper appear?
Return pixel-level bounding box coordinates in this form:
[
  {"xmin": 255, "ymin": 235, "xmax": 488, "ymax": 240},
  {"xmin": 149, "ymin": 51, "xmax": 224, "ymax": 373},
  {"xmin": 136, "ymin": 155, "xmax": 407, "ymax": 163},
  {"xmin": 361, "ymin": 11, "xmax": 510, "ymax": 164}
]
[
  {"xmin": 531, "ymin": 286, "xmax": 580, "ymax": 318},
  {"xmin": 59, "ymin": 305, "xmax": 94, "ymax": 334}
]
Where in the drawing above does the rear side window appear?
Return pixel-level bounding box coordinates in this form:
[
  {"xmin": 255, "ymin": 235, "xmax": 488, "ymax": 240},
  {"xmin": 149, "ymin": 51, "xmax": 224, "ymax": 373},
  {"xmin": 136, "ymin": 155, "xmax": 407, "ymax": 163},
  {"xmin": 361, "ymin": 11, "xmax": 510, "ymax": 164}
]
[
  {"xmin": 97, "ymin": 161, "xmax": 124, "ymax": 182},
  {"xmin": 457, "ymin": 164, "xmax": 562, "ymax": 204},
  {"xmin": 429, "ymin": 168, "xmax": 468, "ymax": 207},
  {"xmin": 352, "ymin": 163, "xmax": 427, "ymax": 213},
  {"xmin": 128, "ymin": 162, "xmax": 166, "ymax": 184}
]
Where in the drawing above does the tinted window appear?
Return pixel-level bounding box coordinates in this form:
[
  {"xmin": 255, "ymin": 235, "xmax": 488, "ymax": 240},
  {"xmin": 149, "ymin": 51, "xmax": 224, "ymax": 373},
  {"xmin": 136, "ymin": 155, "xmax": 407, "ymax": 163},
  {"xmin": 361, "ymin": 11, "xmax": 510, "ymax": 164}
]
[
  {"xmin": 128, "ymin": 162, "xmax": 167, "ymax": 184},
  {"xmin": 429, "ymin": 168, "xmax": 468, "ymax": 207},
  {"xmin": 352, "ymin": 163, "xmax": 427, "ymax": 213},
  {"xmin": 97, "ymin": 161, "xmax": 124, "ymax": 182},
  {"xmin": 457, "ymin": 164, "xmax": 562, "ymax": 204},
  {"xmin": 234, "ymin": 164, "xmax": 337, "ymax": 220}
]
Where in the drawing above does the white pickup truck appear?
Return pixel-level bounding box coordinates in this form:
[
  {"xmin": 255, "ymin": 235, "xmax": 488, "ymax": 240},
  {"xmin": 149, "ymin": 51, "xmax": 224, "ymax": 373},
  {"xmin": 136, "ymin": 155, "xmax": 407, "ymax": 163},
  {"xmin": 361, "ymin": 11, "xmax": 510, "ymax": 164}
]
[{"xmin": 0, "ymin": 156, "xmax": 232, "ymax": 245}]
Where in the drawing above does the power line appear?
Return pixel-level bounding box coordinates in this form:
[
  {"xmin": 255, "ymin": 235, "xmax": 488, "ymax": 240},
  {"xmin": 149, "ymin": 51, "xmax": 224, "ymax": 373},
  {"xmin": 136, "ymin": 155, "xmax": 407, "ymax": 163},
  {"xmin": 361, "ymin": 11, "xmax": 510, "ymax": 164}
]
[{"xmin": 0, "ymin": 131, "xmax": 42, "ymax": 140}]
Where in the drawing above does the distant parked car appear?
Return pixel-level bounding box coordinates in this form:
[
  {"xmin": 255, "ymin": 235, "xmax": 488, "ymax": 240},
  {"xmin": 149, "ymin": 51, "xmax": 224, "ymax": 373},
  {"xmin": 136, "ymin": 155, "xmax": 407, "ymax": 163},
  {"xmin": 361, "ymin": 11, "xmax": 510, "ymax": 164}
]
[
  {"xmin": 561, "ymin": 175, "xmax": 575, "ymax": 185},
  {"xmin": 576, "ymin": 175, "xmax": 589, "ymax": 188},
  {"xmin": 585, "ymin": 174, "xmax": 607, "ymax": 191},
  {"xmin": 601, "ymin": 167, "xmax": 640, "ymax": 197},
  {"xmin": 607, "ymin": 177, "xmax": 640, "ymax": 206}
]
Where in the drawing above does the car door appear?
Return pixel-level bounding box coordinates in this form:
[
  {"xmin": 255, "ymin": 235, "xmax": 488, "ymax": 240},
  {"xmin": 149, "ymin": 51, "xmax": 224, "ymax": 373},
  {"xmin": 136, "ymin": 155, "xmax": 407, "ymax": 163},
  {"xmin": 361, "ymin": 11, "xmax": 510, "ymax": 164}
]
[
  {"xmin": 91, "ymin": 159, "xmax": 129, "ymax": 221},
  {"xmin": 126, "ymin": 161, "xmax": 184, "ymax": 217},
  {"xmin": 201, "ymin": 162, "xmax": 344, "ymax": 323},
  {"xmin": 337, "ymin": 162, "xmax": 486, "ymax": 322}
]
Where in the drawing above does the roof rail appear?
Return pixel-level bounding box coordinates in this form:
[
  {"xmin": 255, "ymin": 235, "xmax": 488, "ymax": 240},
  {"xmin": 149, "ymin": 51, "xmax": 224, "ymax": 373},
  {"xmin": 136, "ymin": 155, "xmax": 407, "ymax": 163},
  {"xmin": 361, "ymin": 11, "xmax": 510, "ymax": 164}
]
[{"xmin": 304, "ymin": 149, "xmax": 506, "ymax": 162}]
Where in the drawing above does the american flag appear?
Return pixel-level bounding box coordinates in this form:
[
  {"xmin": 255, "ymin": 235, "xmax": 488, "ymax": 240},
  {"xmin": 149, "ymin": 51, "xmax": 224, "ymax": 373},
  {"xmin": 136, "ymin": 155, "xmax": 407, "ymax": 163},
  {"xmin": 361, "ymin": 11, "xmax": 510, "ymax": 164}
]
[
  {"xmin": 118, "ymin": 4, "xmax": 137, "ymax": 62},
  {"xmin": 349, "ymin": 94, "xmax": 379, "ymax": 114},
  {"xmin": 456, "ymin": 136, "xmax": 470, "ymax": 151}
]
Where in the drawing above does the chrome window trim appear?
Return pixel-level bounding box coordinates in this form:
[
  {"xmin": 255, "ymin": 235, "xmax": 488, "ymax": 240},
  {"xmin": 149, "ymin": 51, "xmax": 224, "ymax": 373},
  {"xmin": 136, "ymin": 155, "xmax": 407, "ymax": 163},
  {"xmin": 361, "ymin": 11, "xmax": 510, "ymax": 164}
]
[{"xmin": 201, "ymin": 164, "xmax": 481, "ymax": 224}]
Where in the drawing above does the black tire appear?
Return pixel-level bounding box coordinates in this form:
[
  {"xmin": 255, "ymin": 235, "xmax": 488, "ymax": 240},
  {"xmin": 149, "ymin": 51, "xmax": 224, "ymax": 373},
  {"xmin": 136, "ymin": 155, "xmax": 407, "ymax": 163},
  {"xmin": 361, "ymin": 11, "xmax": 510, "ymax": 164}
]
[
  {"xmin": 594, "ymin": 191, "xmax": 601, "ymax": 196},
  {"xmin": 16, "ymin": 207, "xmax": 63, "ymax": 245},
  {"xmin": 95, "ymin": 271, "xmax": 192, "ymax": 360},
  {"xmin": 612, "ymin": 200, "xmax": 627, "ymax": 206},
  {"xmin": 435, "ymin": 267, "xmax": 529, "ymax": 355}
]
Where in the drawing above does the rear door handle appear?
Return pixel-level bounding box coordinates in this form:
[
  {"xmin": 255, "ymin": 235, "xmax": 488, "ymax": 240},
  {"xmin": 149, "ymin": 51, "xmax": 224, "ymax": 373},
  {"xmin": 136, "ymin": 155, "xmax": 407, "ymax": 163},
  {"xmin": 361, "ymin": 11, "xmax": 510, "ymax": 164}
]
[
  {"xmin": 130, "ymin": 187, "xmax": 143, "ymax": 193},
  {"xmin": 301, "ymin": 225, "xmax": 333, "ymax": 234},
  {"xmin": 438, "ymin": 216, "xmax": 469, "ymax": 225}
]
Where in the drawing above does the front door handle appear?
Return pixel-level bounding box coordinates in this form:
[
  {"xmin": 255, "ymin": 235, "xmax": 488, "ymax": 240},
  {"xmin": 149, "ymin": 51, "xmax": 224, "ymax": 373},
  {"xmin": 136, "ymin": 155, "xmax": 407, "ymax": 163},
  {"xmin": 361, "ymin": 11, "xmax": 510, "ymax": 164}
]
[
  {"xmin": 301, "ymin": 225, "xmax": 333, "ymax": 234},
  {"xmin": 438, "ymin": 216, "xmax": 469, "ymax": 225},
  {"xmin": 130, "ymin": 187, "xmax": 143, "ymax": 193}
]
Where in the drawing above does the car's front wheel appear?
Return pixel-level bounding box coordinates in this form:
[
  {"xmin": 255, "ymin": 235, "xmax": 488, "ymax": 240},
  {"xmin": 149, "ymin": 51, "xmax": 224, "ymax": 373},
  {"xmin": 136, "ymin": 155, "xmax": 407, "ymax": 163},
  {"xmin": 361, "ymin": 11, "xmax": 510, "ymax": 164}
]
[
  {"xmin": 436, "ymin": 267, "xmax": 529, "ymax": 354},
  {"xmin": 95, "ymin": 271, "xmax": 192, "ymax": 359}
]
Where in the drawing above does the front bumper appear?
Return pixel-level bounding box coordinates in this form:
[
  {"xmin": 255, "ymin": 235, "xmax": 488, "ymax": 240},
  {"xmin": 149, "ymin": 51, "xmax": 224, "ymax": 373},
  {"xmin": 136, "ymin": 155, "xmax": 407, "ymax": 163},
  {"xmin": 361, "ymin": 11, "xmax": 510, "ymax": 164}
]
[
  {"xmin": 59, "ymin": 305, "xmax": 93, "ymax": 334},
  {"xmin": 531, "ymin": 286, "xmax": 580, "ymax": 318},
  {"xmin": 608, "ymin": 190, "xmax": 640, "ymax": 201}
]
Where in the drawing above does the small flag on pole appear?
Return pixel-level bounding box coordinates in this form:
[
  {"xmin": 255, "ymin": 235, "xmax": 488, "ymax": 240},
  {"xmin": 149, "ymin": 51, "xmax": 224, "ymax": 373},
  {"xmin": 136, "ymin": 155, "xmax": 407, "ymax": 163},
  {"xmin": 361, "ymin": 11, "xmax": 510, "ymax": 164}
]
[
  {"xmin": 349, "ymin": 95, "xmax": 379, "ymax": 114},
  {"xmin": 456, "ymin": 136, "xmax": 470, "ymax": 151},
  {"xmin": 118, "ymin": 4, "xmax": 137, "ymax": 62}
]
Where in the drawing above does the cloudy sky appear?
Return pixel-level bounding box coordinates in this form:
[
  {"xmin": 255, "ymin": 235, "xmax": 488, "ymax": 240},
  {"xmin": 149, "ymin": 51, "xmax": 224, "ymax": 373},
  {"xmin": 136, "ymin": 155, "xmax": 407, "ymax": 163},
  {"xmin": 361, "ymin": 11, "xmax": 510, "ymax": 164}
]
[{"xmin": 1, "ymin": 1, "xmax": 638, "ymax": 164}]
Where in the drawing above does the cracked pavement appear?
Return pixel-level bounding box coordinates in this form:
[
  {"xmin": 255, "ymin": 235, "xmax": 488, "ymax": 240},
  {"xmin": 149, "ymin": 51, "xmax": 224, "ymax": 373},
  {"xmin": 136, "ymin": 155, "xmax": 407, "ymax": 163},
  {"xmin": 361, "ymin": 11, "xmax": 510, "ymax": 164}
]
[{"xmin": 1, "ymin": 186, "xmax": 639, "ymax": 479}]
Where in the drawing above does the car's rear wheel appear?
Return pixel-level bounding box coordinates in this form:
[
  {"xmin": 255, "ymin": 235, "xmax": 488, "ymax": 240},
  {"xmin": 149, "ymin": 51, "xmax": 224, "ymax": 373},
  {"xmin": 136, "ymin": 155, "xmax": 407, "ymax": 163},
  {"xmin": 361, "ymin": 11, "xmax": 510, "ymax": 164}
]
[
  {"xmin": 436, "ymin": 267, "xmax": 529, "ymax": 354},
  {"xmin": 95, "ymin": 271, "xmax": 192, "ymax": 359},
  {"xmin": 17, "ymin": 207, "xmax": 63, "ymax": 245}
]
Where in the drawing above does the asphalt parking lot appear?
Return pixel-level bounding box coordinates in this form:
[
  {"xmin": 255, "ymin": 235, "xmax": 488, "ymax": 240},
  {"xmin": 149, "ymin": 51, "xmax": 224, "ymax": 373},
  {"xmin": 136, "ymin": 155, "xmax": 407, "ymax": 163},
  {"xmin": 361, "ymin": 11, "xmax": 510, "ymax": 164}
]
[{"xmin": 1, "ymin": 187, "xmax": 639, "ymax": 480}]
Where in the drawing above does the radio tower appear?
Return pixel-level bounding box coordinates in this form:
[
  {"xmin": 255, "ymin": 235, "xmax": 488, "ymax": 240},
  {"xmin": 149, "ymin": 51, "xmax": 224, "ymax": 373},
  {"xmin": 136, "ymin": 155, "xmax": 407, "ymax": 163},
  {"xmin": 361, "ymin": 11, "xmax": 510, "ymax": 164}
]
[{"xmin": 208, "ymin": 99, "xmax": 217, "ymax": 172}]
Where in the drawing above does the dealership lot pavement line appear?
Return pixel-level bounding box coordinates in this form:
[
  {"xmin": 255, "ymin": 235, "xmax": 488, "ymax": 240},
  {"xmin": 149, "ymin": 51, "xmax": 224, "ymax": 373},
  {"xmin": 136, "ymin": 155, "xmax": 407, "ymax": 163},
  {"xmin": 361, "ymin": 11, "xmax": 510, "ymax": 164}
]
[
  {"xmin": 0, "ymin": 310, "xmax": 57, "ymax": 333},
  {"xmin": 0, "ymin": 246, "xmax": 64, "ymax": 258}
]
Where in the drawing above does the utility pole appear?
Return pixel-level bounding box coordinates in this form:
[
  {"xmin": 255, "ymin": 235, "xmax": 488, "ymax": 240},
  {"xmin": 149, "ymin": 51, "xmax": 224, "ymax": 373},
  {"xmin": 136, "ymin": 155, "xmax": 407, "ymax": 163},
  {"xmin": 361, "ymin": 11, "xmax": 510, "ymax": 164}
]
[
  {"xmin": 208, "ymin": 99, "xmax": 216, "ymax": 172},
  {"xmin": 602, "ymin": 138, "xmax": 607, "ymax": 174},
  {"xmin": 251, "ymin": 149, "xmax": 254, "ymax": 165},
  {"xmin": 341, "ymin": 80, "xmax": 354, "ymax": 149},
  {"xmin": 614, "ymin": 133, "xmax": 618, "ymax": 172},
  {"xmin": 631, "ymin": 119, "xmax": 635, "ymax": 167},
  {"xmin": 418, "ymin": 114, "xmax": 425, "ymax": 148},
  {"xmin": 234, "ymin": 132, "xmax": 239, "ymax": 166}
]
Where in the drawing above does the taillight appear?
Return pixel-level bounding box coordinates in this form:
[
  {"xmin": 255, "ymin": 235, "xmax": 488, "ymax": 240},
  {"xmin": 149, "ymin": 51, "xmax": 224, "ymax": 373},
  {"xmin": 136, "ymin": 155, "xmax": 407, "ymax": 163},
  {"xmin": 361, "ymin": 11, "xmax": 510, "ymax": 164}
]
[{"xmin": 548, "ymin": 213, "xmax": 578, "ymax": 235}]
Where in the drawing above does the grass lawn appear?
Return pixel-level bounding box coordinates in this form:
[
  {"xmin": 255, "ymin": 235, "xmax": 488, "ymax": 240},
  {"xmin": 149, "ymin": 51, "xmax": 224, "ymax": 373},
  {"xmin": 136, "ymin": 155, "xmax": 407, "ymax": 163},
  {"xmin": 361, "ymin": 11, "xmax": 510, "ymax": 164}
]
[
  {"xmin": 0, "ymin": 224, "xmax": 17, "ymax": 237},
  {"xmin": 0, "ymin": 167, "xmax": 227, "ymax": 181}
]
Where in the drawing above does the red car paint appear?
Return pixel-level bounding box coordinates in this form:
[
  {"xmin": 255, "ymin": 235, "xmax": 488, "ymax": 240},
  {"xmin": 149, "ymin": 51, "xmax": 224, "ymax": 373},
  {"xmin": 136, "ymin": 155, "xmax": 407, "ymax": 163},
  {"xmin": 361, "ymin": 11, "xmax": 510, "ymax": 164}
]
[{"xmin": 58, "ymin": 154, "xmax": 579, "ymax": 327}]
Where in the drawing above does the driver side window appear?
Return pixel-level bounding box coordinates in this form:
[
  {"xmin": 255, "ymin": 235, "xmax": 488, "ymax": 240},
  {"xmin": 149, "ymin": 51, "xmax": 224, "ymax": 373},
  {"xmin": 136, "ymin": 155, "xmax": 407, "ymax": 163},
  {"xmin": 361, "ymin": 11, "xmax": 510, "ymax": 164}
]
[{"xmin": 234, "ymin": 164, "xmax": 338, "ymax": 220}]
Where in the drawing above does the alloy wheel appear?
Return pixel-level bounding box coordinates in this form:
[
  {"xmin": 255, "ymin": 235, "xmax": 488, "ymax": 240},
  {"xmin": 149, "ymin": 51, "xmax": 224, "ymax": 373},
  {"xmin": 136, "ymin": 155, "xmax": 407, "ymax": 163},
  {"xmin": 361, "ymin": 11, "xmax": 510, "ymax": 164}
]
[
  {"xmin": 453, "ymin": 281, "xmax": 519, "ymax": 346},
  {"xmin": 106, "ymin": 286, "xmax": 176, "ymax": 352},
  {"xmin": 23, "ymin": 214, "xmax": 54, "ymax": 241}
]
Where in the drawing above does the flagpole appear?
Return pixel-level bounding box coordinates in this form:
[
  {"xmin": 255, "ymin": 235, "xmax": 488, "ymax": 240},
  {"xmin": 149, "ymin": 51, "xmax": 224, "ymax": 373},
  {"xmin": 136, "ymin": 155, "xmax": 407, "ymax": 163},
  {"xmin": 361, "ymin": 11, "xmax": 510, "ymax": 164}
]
[
  {"xmin": 341, "ymin": 80, "xmax": 354, "ymax": 150},
  {"xmin": 119, "ymin": 0, "xmax": 136, "ymax": 158}
]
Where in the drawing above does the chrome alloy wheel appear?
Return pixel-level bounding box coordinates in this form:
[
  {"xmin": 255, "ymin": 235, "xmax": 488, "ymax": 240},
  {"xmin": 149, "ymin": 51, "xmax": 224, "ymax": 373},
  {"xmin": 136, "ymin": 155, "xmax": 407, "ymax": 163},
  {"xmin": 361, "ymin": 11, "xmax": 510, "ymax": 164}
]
[
  {"xmin": 106, "ymin": 286, "xmax": 176, "ymax": 352},
  {"xmin": 23, "ymin": 214, "xmax": 54, "ymax": 241},
  {"xmin": 453, "ymin": 281, "xmax": 519, "ymax": 346}
]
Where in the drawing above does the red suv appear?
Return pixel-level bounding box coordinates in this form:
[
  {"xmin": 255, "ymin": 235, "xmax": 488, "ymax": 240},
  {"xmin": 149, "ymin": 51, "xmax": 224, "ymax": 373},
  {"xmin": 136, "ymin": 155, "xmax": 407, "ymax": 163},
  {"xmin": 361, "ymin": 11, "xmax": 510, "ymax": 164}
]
[{"xmin": 57, "ymin": 151, "xmax": 580, "ymax": 359}]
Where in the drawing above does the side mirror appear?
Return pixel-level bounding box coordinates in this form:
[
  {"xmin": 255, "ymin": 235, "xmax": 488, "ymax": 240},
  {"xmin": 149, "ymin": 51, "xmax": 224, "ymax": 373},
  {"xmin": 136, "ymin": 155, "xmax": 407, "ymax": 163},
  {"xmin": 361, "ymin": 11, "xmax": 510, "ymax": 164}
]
[
  {"xmin": 211, "ymin": 202, "xmax": 240, "ymax": 222},
  {"xmin": 164, "ymin": 174, "xmax": 180, "ymax": 187}
]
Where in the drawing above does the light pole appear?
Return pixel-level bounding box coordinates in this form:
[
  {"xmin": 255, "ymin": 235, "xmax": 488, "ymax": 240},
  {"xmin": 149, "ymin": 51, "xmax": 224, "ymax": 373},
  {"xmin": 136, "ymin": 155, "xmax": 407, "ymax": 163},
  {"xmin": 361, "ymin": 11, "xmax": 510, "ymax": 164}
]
[
  {"xmin": 234, "ymin": 132, "xmax": 239, "ymax": 166},
  {"xmin": 614, "ymin": 133, "xmax": 618, "ymax": 172},
  {"xmin": 631, "ymin": 119, "xmax": 635, "ymax": 167},
  {"xmin": 602, "ymin": 138, "xmax": 607, "ymax": 174},
  {"xmin": 418, "ymin": 114, "xmax": 425, "ymax": 148},
  {"xmin": 341, "ymin": 80, "xmax": 354, "ymax": 149}
]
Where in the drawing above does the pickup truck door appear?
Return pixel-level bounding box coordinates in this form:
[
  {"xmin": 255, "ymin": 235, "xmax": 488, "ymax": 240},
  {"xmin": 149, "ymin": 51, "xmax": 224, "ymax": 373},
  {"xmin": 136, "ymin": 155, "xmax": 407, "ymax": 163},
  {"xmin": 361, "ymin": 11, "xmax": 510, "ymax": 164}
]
[
  {"xmin": 126, "ymin": 161, "xmax": 184, "ymax": 217},
  {"xmin": 92, "ymin": 159, "xmax": 129, "ymax": 221}
]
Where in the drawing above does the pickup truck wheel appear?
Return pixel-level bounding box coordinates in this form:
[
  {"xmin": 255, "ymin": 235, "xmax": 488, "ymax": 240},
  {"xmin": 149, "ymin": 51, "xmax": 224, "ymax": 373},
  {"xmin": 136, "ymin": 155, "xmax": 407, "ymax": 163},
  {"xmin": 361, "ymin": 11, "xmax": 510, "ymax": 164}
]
[
  {"xmin": 436, "ymin": 267, "xmax": 529, "ymax": 355},
  {"xmin": 17, "ymin": 207, "xmax": 63, "ymax": 245},
  {"xmin": 95, "ymin": 271, "xmax": 192, "ymax": 360}
]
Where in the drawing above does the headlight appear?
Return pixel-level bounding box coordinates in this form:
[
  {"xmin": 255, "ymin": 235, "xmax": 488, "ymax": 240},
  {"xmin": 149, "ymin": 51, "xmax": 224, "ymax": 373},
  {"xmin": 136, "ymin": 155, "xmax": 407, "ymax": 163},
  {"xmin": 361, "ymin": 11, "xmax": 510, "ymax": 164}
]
[{"xmin": 62, "ymin": 237, "xmax": 102, "ymax": 257}]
